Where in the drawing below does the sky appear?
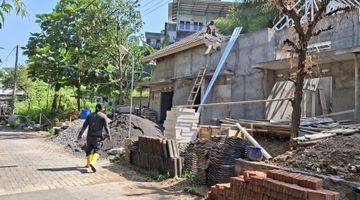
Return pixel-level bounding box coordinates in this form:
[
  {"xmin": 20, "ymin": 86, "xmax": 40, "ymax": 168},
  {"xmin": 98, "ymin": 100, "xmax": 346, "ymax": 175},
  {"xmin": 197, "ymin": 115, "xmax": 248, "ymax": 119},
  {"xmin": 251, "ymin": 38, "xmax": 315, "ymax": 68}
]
[{"xmin": 0, "ymin": 0, "xmax": 233, "ymax": 67}]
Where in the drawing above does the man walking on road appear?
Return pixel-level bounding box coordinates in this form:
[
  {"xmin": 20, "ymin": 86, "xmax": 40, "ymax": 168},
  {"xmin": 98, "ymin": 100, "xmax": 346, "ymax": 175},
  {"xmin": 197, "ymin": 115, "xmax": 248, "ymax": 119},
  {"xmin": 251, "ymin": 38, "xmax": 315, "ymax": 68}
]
[{"xmin": 77, "ymin": 103, "xmax": 111, "ymax": 173}]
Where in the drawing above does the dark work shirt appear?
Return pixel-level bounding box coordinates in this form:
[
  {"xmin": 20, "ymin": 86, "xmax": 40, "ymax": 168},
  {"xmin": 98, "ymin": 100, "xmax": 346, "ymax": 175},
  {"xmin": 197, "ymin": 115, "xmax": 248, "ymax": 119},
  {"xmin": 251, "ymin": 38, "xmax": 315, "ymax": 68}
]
[{"xmin": 78, "ymin": 112, "xmax": 111, "ymax": 139}]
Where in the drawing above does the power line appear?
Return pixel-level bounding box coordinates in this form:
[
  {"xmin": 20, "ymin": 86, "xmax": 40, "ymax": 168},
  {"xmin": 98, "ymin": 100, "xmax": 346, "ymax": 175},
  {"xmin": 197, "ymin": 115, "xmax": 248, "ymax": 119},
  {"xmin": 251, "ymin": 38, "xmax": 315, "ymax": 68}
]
[
  {"xmin": 143, "ymin": 0, "xmax": 171, "ymax": 16},
  {"xmin": 140, "ymin": 0, "xmax": 157, "ymax": 9},
  {"xmin": 142, "ymin": 0, "xmax": 167, "ymax": 13},
  {"xmin": 0, "ymin": 46, "xmax": 17, "ymax": 69}
]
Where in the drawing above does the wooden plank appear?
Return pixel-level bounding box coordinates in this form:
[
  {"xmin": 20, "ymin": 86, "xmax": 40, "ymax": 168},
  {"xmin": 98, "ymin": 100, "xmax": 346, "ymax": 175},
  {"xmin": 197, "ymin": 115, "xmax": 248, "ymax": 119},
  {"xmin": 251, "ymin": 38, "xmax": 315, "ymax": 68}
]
[
  {"xmin": 355, "ymin": 54, "xmax": 360, "ymax": 123},
  {"xmin": 167, "ymin": 140, "xmax": 174, "ymax": 158},
  {"xmin": 317, "ymin": 109, "xmax": 354, "ymax": 118},
  {"xmin": 311, "ymin": 91, "xmax": 316, "ymax": 117},
  {"xmin": 318, "ymin": 88, "xmax": 329, "ymax": 115}
]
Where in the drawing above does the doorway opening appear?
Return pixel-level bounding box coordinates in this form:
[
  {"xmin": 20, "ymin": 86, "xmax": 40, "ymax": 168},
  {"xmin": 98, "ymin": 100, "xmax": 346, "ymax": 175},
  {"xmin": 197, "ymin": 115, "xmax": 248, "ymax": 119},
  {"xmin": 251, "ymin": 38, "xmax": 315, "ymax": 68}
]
[{"xmin": 160, "ymin": 91, "xmax": 174, "ymax": 123}]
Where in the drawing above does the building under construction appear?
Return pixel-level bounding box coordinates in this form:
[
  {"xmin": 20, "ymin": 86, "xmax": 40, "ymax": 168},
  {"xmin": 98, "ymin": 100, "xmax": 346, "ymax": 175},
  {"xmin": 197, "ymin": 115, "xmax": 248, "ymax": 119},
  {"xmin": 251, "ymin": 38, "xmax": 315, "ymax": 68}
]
[{"xmin": 142, "ymin": 9, "xmax": 360, "ymax": 125}]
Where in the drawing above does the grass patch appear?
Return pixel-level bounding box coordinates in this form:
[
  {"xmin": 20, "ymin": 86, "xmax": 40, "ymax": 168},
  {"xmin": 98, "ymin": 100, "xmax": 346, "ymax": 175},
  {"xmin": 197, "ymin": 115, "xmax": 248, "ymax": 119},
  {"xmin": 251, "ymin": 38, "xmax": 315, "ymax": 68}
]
[{"xmin": 181, "ymin": 170, "xmax": 207, "ymax": 196}]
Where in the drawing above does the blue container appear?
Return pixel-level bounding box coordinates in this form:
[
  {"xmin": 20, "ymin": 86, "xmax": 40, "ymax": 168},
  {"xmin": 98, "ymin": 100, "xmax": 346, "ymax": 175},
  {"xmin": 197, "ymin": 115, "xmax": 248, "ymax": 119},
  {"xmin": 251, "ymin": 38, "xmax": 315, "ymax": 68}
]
[
  {"xmin": 80, "ymin": 108, "xmax": 91, "ymax": 119},
  {"xmin": 246, "ymin": 146, "xmax": 263, "ymax": 161}
]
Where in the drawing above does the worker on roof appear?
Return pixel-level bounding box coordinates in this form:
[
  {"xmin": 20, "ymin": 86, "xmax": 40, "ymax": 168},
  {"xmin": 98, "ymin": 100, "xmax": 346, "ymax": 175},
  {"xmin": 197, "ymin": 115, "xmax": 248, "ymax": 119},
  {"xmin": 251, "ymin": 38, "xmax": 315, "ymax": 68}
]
[
  {"xmin": 206, "ymin": 21, "xmax": 217, "ymax": 37},
  {"xmin": 77, "ymin": 103, "xmax": 111, "ymax": 173}
]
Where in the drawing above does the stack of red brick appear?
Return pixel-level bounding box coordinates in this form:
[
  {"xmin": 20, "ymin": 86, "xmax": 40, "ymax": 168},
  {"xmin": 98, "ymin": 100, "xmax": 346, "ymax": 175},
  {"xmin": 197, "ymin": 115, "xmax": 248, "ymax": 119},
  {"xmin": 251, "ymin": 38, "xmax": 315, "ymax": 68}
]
[
  {"xmin": 130, "ymin": 136, "xmax": 183, "ymax": 177},
  {"xmin": 208, "ymin": 169, "xmax": 339, "ymax": 200}
]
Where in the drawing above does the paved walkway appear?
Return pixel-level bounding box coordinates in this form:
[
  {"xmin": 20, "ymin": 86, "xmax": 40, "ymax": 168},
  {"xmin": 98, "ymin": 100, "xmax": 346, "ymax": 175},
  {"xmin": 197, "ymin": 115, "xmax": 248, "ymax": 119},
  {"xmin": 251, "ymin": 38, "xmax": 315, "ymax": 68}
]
[{"xmin": 0, "ymin": 130, "xmax": 195, "ymax": 200}]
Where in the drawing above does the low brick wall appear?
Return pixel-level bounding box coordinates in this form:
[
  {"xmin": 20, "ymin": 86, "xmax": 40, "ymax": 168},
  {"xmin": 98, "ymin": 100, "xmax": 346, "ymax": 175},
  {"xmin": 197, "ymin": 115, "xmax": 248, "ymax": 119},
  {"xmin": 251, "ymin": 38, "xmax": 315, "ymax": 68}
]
[
  {"xmin": 235, "ymin": 158, "xmax": 360, "ymax": 200},
  {"xmin": 130, "ymin": 136, "xmax": 183, "ymax": 177},
  {"xmin": 208, "ymin": 170, "xmax": 339, "ymax": 200}
]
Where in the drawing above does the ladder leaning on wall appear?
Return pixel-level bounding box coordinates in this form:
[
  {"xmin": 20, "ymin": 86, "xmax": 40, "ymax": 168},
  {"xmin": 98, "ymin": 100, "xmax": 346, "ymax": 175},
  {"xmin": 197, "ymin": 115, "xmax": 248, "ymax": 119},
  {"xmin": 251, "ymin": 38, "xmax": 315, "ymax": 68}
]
[{"xmin": 186, "ymin": 66, "xmax": 207, "ymax": 105}]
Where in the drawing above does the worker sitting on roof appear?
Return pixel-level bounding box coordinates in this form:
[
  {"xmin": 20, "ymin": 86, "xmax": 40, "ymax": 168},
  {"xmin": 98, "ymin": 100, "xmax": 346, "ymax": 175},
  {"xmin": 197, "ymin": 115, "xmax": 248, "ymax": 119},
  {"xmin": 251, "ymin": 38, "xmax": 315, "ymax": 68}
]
[
  {"xmin": 206, "ymin": 21, "xmax": 217, "ymax": 37},
  {"xmin": 77, "ymin": 103, "xmax": 111, "ymax": 173}
]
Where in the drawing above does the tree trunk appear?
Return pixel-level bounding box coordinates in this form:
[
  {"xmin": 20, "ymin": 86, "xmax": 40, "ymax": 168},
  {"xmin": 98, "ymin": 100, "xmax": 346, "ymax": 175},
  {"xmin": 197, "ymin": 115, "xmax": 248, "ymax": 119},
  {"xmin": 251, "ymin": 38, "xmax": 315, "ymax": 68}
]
[
  {"xmin": 290, "ymin": 50, "xmax": 307, "ymax": 138},
  {"xmin": 51, "ymin": 83, "xmax": 61, "ymax": 111}
]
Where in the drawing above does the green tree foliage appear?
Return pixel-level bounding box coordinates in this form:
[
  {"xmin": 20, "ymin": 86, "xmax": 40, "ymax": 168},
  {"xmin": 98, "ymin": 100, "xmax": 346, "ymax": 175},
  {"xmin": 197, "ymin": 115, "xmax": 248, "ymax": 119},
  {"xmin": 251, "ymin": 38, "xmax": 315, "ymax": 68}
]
[
  {"xmin": 24, "ymin": 0, "xmax": 143, "ymax": 111},
  {"xmin": 0, "ymin": 0, "xmax": 26, "ymax": 29},
  {"xmin": 1, "ymin": 66, "xmax": 31, "ymax": 91},
  {"xmin": 215, "ymin": 1, "xmax": 279, "ymax": 35}
]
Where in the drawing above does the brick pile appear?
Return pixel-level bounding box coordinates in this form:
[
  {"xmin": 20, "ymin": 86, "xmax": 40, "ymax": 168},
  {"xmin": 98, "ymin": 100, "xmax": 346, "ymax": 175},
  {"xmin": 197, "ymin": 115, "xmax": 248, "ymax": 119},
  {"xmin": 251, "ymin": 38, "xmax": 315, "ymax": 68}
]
[
  {"xmin": 208, "ymin": 169, "xmax": 339, "ymax": 200},
  {"xmin": 130, "ymin": 136, "xmax": 183, "ymax": 177}
]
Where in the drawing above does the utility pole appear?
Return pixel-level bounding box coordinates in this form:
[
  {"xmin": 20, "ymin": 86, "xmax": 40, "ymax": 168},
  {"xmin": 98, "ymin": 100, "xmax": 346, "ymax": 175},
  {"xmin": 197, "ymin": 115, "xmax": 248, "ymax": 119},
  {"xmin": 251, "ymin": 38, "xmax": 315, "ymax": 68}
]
[{"xmin": 11, "ymin": 45, "xmax": 19, "ymax": 115}]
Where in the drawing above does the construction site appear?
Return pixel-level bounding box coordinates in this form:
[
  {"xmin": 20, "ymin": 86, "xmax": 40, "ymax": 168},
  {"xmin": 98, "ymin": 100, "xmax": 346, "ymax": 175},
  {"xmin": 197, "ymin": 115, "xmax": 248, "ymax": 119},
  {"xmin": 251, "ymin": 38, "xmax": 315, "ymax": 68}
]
[{"xmin": 1, "ymin": 0, "xmax": 360, "ymax": 200}]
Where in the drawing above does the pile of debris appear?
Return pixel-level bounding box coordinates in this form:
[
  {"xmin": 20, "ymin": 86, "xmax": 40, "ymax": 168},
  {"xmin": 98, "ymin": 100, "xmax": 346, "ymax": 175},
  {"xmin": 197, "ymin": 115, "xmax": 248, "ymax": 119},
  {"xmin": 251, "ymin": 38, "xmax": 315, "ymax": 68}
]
[
  {"xmin": 220, "ymin": 117, "xmax": 359, "ymax": 140},
  {"xmin": 182, "ymin": 136, "xmax": 251, "ymax": 186},
  {"xmin": 139, "ymin": 108, "xmax": 157, "ymax": 123},
  {"xmin": 274, "ymin": 134, "xmax": 360, "ymax": 182},
  {"xmin": 49, "ymin": 114, "xmax": 163, "ymax": 156},
  {"xmin": 208, "ymin": 170, "xmax": 339, "ymax": 200}
]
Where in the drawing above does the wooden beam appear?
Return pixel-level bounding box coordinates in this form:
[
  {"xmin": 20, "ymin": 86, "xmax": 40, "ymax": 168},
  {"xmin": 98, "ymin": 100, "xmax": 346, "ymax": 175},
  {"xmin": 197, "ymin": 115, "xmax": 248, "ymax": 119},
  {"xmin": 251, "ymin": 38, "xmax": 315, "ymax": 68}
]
[
  {"xmin": 175, "ymin": 97, "xmax": 293, "ymax": 108},
  {"xmin": 355, "ymin": 53, "xmax": 360, "ymax": 123}
]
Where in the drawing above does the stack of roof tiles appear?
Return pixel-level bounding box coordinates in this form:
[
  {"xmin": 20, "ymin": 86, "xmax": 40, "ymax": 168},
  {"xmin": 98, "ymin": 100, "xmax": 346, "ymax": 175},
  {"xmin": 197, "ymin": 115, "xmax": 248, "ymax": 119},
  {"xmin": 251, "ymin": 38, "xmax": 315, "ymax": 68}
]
[
  {"xmin": 182, "ymin": 137, "xmax": 251, "ymax": 186},
  {"xmin": 130, "ymin": 136, "xmax": 183, "ymax": 177},
  {"xmin": 208, "ymin": 170, "xmax": 339, "ymax": 200},
  {"xmin": 164, "ymin": 108, "xmax": 199, "ymax": 143}
]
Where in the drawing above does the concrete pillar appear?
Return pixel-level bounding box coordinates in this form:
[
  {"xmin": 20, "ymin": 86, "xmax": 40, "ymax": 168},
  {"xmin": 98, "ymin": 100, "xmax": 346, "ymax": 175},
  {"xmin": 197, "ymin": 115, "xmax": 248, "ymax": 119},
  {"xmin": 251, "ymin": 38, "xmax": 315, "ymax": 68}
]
[{"xmin": 355, "ymin": 53, "xmax": 360, "ymax": 123}]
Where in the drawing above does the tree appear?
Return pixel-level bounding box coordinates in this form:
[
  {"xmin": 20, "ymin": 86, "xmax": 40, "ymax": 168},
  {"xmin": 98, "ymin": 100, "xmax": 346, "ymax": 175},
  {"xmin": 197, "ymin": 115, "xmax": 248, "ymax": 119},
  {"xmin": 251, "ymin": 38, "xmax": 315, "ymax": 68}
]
[
  {"xmin": 0, "ymin": 0, "xmax": 26, "ymax": 29},
  {"xmin": 1, "ymin": 66, "xmax": 31, "ymax": 91},
  {"xmin": 25, "ymin": 0, "xmax": 143, "ymax": 111},
  {"xmin": 215, "ymin": 1, "xmax": 279, "ymax": 34},
  {"xmin": 274, "ymin": 0, "xmax": 350, "ymax": 138}
]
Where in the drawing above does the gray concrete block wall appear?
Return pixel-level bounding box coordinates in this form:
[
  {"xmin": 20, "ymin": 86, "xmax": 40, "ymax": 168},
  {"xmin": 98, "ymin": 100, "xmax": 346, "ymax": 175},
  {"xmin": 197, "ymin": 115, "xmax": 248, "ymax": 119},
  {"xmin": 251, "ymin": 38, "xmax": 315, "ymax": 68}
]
[
  {"xmin": 327, "ymin": 61, "xmax": 355, "ymax": 120},
  {"xmin": 150, "ymin": 57, "xmax": 175, "ymax": 82},
  {"xmin": 199, "ymin": 29, "xmax": 279, "ymax": 123},
  {"xmin": 173, "ymin": 79, "xmax": 192, "ymax": 106},
  {"xmin": 274, "ymin": 10, "xmax": 360, "ymax": 56}
]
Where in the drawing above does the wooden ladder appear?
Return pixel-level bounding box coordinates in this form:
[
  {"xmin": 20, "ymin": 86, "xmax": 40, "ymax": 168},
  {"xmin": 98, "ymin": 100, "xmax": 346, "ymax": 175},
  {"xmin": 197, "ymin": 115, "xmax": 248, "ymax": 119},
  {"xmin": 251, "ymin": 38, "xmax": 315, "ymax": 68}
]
[{"xmin": 187, "ymin": 67, "xmax": 207, "ymax": 105}]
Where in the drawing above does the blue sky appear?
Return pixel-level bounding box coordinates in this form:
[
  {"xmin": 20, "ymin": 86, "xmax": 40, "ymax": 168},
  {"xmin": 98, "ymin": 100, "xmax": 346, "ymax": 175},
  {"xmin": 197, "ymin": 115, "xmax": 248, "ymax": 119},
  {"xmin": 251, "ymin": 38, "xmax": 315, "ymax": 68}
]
[{"xmin": 0, "ymin": 0, "xmax": 233, "ymax": 66}]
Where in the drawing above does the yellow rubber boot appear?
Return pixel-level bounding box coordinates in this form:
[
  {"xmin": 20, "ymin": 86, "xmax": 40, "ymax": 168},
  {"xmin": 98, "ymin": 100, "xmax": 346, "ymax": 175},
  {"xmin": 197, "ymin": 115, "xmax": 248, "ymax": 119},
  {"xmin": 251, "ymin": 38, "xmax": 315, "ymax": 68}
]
[
  {"xmin": 91, "ymin": 153, "xmax": 100, "ymax": 164},
  {"xmin": 89, "ymin": 153, "xmax": 100, "ymax": 173},
  {"xmin": 85, "ymin": 154, "xmax": 92, "ymax": 168}
]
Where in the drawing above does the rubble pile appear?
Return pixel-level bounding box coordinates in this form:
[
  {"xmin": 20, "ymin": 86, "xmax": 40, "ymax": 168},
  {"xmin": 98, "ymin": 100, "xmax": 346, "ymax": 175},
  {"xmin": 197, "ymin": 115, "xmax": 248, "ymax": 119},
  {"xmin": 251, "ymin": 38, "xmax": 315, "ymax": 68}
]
[
  {"xmin": 208, "ymin": 170, "xmax": 339, "ymax": 200},
  {"xmin": 182, "ymin": 136, "xmax": 251, "ymax": 186},
  {"xmin": 50, "ymin": 114, "xmax": 163, "ymax": 156},
  {"xmin": 274, "ymin": 134, "xmax": 360, "ymax": 182}
]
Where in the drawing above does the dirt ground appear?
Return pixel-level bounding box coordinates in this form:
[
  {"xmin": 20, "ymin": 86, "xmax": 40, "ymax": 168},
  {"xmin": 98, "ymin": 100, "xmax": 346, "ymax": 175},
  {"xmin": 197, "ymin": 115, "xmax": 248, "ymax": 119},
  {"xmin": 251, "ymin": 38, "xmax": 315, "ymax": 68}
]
[
  {"xmin": 253, "ymin": 134, "xmax": 291, "ymax": 157},
  {"xmin": 273, "ymin": 134, "xmax": 360, "ymax": 182}
]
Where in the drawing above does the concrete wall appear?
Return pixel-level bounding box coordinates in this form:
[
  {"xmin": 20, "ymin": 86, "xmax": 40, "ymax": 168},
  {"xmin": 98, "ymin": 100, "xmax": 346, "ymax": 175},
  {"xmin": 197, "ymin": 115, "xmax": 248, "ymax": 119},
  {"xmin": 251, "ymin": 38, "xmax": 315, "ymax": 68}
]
[
  {"xmin": 269, "ymin": 11, "xmax": 360, "ymax": 121},
  {"xmin": 274, "ymin": 10, "xmax": 360, "ymax": 59},
  {"xmin": 149, "ymin": 28, "xmax": 278, "ymax": 124}
]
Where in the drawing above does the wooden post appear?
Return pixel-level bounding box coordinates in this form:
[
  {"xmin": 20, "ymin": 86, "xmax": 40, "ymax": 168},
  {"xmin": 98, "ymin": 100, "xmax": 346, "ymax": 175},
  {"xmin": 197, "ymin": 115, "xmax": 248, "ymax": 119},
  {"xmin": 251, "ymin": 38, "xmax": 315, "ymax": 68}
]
[
  {"xmin": 11, "ymin": 45, "xmax": 19, "ymax": 115},
  {"xmin": 355, "ymin": 53, "xmax": 360, "ymax": 123}
]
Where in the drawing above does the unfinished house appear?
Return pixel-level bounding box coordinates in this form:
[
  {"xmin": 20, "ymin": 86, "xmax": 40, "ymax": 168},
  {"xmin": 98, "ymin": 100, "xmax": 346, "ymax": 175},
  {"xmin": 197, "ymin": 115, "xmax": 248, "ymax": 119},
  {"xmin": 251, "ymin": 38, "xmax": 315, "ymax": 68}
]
[{"xmin": 143, "ymin": 9, "xmax": 360, "ymax": 125}]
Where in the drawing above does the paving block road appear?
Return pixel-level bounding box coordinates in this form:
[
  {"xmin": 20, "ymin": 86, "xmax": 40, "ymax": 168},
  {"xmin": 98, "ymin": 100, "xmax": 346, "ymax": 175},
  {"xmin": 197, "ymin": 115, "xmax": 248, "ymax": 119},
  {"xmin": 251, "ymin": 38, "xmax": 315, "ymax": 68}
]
[{"xmin": 0, "ymin": 130, "xmax": 195, "ymax": 200}]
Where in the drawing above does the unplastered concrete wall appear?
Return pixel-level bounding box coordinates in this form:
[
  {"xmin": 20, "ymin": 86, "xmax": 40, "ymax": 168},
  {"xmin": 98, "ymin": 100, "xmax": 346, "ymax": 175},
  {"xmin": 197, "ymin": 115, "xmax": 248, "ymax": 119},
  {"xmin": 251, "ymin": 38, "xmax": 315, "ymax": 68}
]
[
  {"xmin": 200, "ymin": 28, "xmax": 278, "ymax": 123},
  {"xmin": 272, "ymin": 60, "xmax": 355, "ymax": 120},
  {"xmin": 274, "ymin": 10, "xmax": 360, "ymax": 59},
  {"xmin": 150, "ymin": 56, "xmax": 175, "ymax": 82}
]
